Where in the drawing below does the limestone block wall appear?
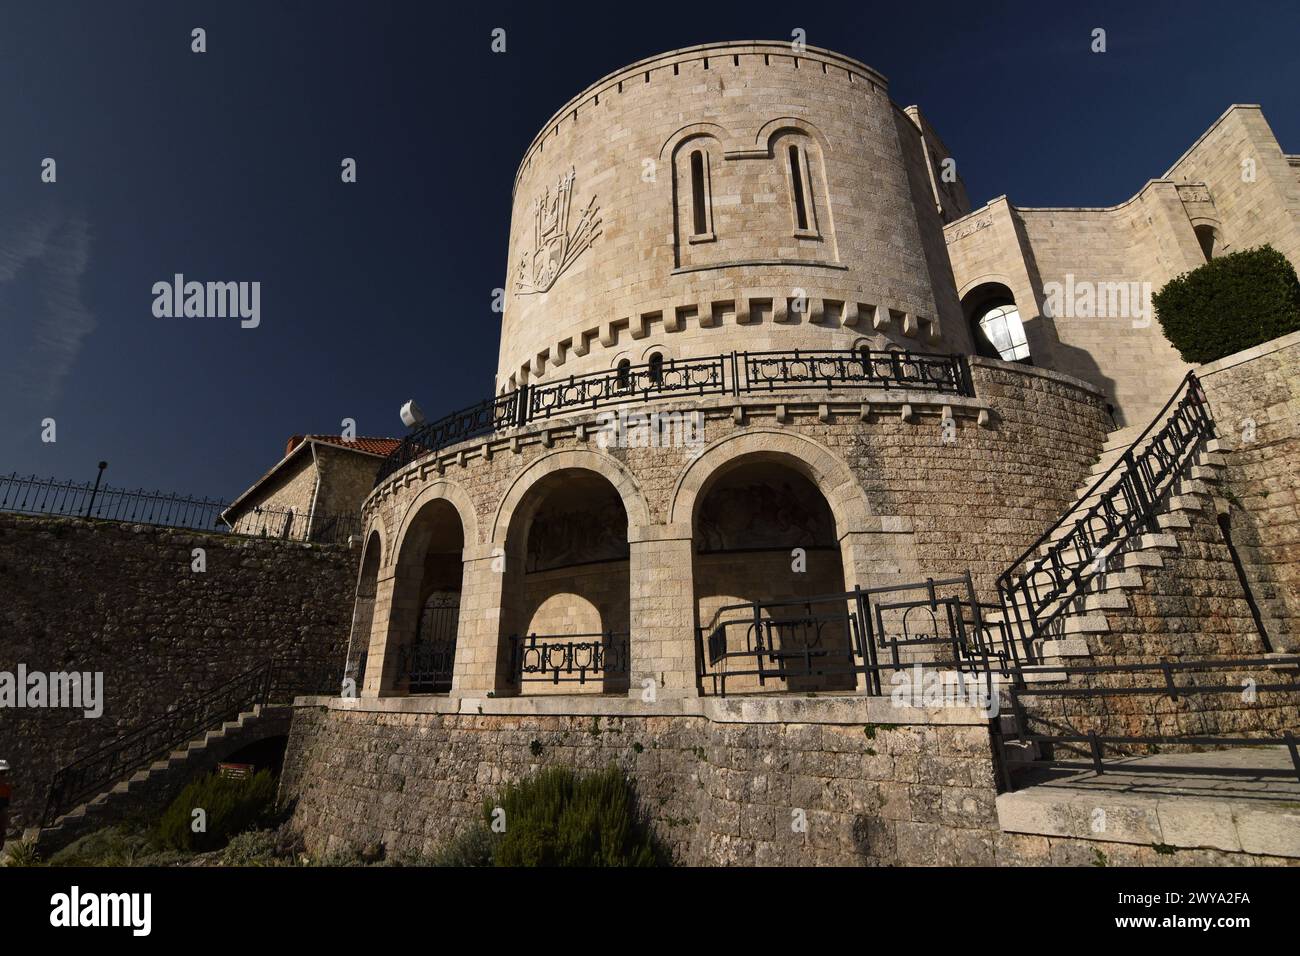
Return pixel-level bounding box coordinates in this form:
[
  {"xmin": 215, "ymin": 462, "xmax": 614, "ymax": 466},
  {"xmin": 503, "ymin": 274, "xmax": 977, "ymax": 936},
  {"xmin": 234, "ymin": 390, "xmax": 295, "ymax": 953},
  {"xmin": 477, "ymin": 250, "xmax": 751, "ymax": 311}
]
[
  {"xmin": 943, "ymin": 104, "xmax": 1298, "ymax": 428},
  {"xmin": 225, "ymin": 453, "xmax": 318, "ymax": 535},
  {"xmin": 357, "ymin": 360, "xmax": 1110, "ymax": 699},
  {"xmin": 312, "ymin": 445, "xmax": 382, "ymax": 520},
  {"xmin": 498, "ymin": 41, "xmax": 971, "ymax": 391},
  {"xmin": 280, "ymin": 696, "xmax": 1001, "ymax": 866},
  {"xmin": 1163, "ymin": 106, "xmax": 1300, "ymax": 269},
  {"xmin": 0, "ymin": 513, "xmax": 358, "ymax": 834},
  {"xmin": 1200, "ymin": 331, "xmax": 1300, "ymax": 652}
]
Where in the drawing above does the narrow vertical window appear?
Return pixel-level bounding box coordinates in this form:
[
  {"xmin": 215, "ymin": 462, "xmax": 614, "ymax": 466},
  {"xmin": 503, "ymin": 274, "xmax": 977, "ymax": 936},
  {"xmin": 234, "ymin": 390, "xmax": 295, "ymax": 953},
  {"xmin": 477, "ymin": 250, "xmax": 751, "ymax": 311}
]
[
  {"xmin": 616, "ymin": 359, "xmax": 632, "ymax": 390},
  {"xmin": 648, "ymin": 352, "xmax": 664, "ymax": 385},
  {"xmin": 789, "ymin": 144, "xmax": 809, "ymax": 232},
  {"xmin": 690, "ymin": 150, "xmax": 708, "ymax": 236}
]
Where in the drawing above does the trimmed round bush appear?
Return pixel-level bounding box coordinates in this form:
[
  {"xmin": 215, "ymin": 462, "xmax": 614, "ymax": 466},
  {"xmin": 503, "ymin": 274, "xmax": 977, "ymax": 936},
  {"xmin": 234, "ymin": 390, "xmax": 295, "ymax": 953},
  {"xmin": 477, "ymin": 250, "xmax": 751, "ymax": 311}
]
[{"xmin": 1153, "ymin": 244, "xmax": 1300, "ymax": 364}]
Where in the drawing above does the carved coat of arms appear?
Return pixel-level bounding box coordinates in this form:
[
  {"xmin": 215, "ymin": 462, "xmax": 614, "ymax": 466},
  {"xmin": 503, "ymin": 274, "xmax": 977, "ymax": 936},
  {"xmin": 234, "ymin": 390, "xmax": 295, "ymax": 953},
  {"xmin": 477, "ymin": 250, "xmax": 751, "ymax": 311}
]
[{"xmin": 514, "ymin": 166, "xmax": 601, "ymax": 295}]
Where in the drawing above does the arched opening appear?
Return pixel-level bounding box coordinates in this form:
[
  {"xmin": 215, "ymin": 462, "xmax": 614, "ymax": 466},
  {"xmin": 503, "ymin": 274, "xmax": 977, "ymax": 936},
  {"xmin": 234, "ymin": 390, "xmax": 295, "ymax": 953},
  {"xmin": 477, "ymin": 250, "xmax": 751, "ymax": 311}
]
[
  {"xmin": 385, "ymin": 499, "xmax": 466, "ymax": 695},
  {"xmin": 963, "ymin": 283, "xmax": 1031, "ymax": 363},
  {"xmin": 692, "ymin": 457, "xmax": 853, "ymax": 693},
  {"xmin": 616, "ymin": 358, "xmax": 632, "ymax": 390},
  {"xmin": 500, "ymin": 469, "xmax": 630, "ymax": 695},
  {"xmin": 647, "ymin": 351, "xmax": 664, "ymax": 385},
  {"xmin": 1195, "ymin": 224, "xmax": 1220, "ymax": 261},
  {"xmin": 345, "ymin": 530, "xmax": 382, "ymax": 693}
]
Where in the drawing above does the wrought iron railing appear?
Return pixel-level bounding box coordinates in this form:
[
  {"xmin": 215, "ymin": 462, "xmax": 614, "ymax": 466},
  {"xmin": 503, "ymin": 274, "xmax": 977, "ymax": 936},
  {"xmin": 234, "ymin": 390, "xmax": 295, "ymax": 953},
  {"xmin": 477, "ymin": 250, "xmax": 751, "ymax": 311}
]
[
  {"xmin": 41, "ymin": 658, "xmax": 341, "ymax": 827},
  {"xmin": 508, "ymin": 631, "xmax": 631, "ymax": 687},
  {"xmin": 375, "ymin": 347, "xmax": 973, "ymax": 485},
  {"xmin": 993, "ymin": 656, "xmax": 1300, "ymax": 791},
  {"xmin": 995, "ymin": 372, "xmax": 1215, "ymax": 661},
  {"xmin": 398, "ymin": 640, "xmax": 457, "ymax": 694},
  {"xmin": 0, "ymin": 472, "xmax": 360, "ymax": 545},
  {"xmin": 695, "ymin": 574, "xmax": 1017, "ymax": 697}
]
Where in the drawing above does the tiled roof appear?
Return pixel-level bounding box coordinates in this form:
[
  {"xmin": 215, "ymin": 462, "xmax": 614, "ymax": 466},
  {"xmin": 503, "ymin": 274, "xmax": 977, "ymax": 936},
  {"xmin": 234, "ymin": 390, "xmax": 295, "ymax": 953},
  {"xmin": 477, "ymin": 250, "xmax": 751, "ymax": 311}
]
[{"xmin": 284, "ymin": 435, "xmax": 402, "ymax": 458}]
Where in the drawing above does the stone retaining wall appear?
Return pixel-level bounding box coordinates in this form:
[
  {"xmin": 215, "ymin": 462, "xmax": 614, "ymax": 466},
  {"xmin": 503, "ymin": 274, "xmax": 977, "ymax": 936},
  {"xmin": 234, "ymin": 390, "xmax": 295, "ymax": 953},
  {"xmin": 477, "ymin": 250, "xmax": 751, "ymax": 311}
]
[{"xmin": 0, "ymin": 513, "xmax": 358, "ymax": 834}]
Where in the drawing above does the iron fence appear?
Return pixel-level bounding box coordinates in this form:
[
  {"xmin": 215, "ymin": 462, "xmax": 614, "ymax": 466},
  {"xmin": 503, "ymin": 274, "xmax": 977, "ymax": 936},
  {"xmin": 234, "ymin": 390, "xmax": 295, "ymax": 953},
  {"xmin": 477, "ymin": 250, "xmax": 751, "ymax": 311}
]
[
  {"xmin": 0, "ymin": 472, "xmax": 360, "ymax": 545},
  {"xmin": 375, "ymin": 347, "xmax": 974, "ymax": 485},
  {"xmin": 508, "ymin": 631, "xmax": 631, "ymax": 687},
  {"xmin": 695, "ymin": 574, "xmax": 1017, "ymax": 697},
  {"xmin": 994, "ymin": 655, "xmax": 1300, "ymax": 791}
]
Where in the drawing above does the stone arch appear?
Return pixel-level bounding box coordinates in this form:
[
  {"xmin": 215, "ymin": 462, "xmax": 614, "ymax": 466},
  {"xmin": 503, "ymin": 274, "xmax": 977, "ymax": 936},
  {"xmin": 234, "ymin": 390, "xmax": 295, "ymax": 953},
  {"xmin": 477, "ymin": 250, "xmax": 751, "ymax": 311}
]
[
  {"xmin": 492, "ymin": 449, "xmax": 650, "ymax": 547},
  {"xmin": 377, "ymin": 484, "xmax": 475, "ymax": 695},
  {"xmin": 753, "ymin": 116, "xmax": 833, "ymax": 157},
  {"xmin": 394, "ymin": 476, "xmax": 481, "ymax": 550},
  {"xmin": 962, "ymin": 280, "xmax": 1030, "ymax": 363},
  {"xmin": 657, "ymin": 122, "xmax": 735, "ymax": 162},
  {"xmin": 494, "ymin": 454, "xmax": 639, "ymax": 696},
  {"xmin": 669, "ymin": 429, "xmax": 870, "ymax": 536}
]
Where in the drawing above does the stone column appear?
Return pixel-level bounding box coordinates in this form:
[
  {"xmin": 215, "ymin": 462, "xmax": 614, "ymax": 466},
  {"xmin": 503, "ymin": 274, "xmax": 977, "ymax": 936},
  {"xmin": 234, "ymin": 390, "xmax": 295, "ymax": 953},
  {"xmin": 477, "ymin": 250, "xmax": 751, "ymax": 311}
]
[
  {"xmin": 838, "ymin": 517, "xmax": 922, "ymax": 693},
  {"xmin": 361, "ymin": 570, "xmax": 399, "ymax": 698},
  {"xmin": 450, "ymin": 544, "xmax": 509, "ymax": 697},
  {"xmin": 628, "ymin": 524, "xmax": 698, "ymax": 699}
]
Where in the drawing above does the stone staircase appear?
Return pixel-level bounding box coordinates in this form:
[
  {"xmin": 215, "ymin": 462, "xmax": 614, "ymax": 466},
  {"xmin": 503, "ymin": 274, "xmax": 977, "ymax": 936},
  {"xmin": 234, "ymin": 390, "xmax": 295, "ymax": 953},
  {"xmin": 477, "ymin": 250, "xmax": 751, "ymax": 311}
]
[
  {"xmin": 988, "ymin": 420, "xmax": 1229, "ymax": 679},
  {"xmin": 28, "ymin": 705, "xmax": 290, "ymax": 856}
]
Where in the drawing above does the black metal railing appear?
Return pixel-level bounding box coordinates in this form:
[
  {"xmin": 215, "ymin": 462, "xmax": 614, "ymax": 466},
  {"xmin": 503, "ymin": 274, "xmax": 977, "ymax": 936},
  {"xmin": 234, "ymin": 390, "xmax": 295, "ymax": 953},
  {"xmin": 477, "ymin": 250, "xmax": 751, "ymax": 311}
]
[
  {"xmin": 993, "ymin": 656, "xmax": 1300, "ymax": 791},
  {"xmin": 695, "ymin": 574, "xmax": 1017, "ymax": 697},
  {"xmin": 995, "ymin": 372, "xmax": 1214, "ymax": 661},
  {"xmin": 398, "ymin": 640, "xmax": 457, "ymax": 694},
  {"xmin": 375, "ymin": 347, "xmax": 973, "ymax": 485},
  {"xmin": 41, "ymin": 658, "xmax": 341, "ymax": 827},
  {"xmin": 508, "ymin": 631, "xmax": 631, "ymax": 687},
  {"xmin": 0, "ymin": 472, "xmax": 361, "ymax": 545}
]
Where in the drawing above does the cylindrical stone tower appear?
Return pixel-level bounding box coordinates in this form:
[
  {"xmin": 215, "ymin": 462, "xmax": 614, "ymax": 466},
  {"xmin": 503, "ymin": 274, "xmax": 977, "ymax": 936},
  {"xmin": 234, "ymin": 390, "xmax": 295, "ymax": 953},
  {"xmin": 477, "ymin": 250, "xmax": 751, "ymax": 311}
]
[{"xmin": 498, "ymin": 41, "xmax": 970, "ymax": 392}]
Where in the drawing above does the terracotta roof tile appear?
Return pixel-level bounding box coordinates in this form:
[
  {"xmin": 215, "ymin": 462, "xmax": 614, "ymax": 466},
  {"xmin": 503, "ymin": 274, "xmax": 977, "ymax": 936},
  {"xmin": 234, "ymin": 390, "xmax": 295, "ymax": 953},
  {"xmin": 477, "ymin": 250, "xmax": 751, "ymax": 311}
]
[{"xmin": 284, "ymin": 435, "xmax": 402, "ymax": 458}]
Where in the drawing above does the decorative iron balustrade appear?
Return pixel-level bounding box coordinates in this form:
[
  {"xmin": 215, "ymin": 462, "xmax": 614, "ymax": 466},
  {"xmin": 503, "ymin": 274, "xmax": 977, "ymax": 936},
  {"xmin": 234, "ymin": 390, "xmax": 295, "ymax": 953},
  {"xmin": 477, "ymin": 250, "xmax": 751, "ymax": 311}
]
[
  {"xmin": 696, "ymin": 574, "xmax": 1016, "ymax": 697},
  {"xmin": 992, "ymin": 656, "xmax": 1300, "ymax": 791},
  {"xmin": 41, "ymin": 658, "xmax": 341, "ymax": 827},
  {"xmin": 0, "ymin": 472, "xmax": 361, "ymax": 545},
  {"xmin": 528, "ymin": 354, "xmax": 728, "ymax": 421},
  {"xmin": 741, "ymin": 348, "xmax": 967, "ymax": 394},
  {"xmin": 374, "ymin": 347, "xmax": 974, "ymax": 485},
  {"xmin": 995, "ymin": 372, "xmax": 1215, "ymax": 662},
  {"xmin": 509, "ymin": 631, "xmax": 631, "ymax": 686}
]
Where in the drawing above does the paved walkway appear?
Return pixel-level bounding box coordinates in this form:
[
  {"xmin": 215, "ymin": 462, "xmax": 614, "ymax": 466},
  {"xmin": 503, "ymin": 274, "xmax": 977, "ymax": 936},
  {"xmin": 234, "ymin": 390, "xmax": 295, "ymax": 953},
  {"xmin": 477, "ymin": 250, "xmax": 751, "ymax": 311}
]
[{"xmin": 997, "ymin": 748, "xmax": 1300, "ymax": 857}]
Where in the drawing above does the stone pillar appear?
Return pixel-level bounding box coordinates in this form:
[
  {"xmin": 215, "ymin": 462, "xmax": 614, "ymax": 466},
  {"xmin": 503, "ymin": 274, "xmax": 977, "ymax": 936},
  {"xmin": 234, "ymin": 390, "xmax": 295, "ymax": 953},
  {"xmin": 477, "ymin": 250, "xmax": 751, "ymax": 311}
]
[
  {"xmin": 450, "ymin": 544, "xmax": 509, "ymax": 697},
  {"xmin": 838, "ymin": 517, "xmax": 922, "ymax": 693},
  {"xmin": 362, "ymin": 571, "xmax": 399, "ymax": 698},
  {"xmin": 628, "ymin": 524, "xmax": 698, "ymax": 699}
]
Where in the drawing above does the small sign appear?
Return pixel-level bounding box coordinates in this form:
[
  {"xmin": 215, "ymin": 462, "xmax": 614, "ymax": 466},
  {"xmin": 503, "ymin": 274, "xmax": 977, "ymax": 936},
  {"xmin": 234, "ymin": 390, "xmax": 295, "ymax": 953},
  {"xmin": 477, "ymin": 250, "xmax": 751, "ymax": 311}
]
[{"xmin": 218, "ymin": 762, "xmax": 254, "ymax": 780}]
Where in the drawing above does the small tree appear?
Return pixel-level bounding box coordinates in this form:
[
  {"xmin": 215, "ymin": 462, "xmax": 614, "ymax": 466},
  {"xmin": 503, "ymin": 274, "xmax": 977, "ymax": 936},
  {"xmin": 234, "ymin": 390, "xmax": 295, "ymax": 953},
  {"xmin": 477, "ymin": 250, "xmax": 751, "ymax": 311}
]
[{"xmin": 1153, "ymin": 245, "xmax": 1300, "ymax": 364}]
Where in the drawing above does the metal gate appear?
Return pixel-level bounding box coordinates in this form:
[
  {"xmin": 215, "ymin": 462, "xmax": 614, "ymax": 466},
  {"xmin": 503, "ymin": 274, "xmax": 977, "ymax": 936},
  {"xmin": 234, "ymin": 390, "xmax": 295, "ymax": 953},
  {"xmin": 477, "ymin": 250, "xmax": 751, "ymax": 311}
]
[{"xmin": 404, "ymin": 590, "xmax": 460, "ymax": 693}]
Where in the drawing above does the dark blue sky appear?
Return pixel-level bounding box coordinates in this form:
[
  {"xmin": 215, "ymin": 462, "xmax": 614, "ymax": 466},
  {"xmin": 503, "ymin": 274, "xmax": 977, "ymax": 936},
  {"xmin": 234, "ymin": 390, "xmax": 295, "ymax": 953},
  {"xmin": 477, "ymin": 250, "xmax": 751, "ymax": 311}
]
[{"xmin": 2, "ymin": 0, "xmax": 1297, "ymax": 500}]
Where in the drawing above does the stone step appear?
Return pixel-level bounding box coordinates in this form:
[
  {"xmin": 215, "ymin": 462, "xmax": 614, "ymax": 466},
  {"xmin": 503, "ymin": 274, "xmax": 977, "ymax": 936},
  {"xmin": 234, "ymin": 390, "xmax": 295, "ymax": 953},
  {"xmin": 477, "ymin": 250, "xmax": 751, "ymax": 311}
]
[
  {"xmin": 1060, "ymin": 614, "xmax": 1109, "ymax": 636},
  {"xmin": 1124, "ymin": 551, "xmax": 1165, "ymax": 571}
]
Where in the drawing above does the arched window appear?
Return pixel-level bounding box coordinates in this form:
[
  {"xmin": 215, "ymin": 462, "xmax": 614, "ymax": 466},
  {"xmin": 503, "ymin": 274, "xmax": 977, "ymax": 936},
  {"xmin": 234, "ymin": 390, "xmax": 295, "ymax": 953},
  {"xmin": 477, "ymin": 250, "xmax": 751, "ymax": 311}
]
[
  {"xmin": 648, "ymin": 352, "xmax": 664, "ymax": 385},
  {"xmin": 785, "ymin": 142, "xmax": 819, "ymax": 237},
  {"xmin": 974, "ymin": 303, "xmax": 1030, "ymax": 362},
  {"xmin": 688, "ymin": 149, "xmax": 714, "ymax": 241},
  {"xmin": 616, "ymin": 359, "xmax": 632, "ymax": 390}
]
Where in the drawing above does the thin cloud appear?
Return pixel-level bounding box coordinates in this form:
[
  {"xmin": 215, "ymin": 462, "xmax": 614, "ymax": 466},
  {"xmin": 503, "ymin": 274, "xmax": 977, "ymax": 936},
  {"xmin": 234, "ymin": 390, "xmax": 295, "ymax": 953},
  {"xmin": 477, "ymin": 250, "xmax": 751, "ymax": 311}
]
[{"xmin": 0, "ymin": 211, "xmax": 96, "ymax": 410}]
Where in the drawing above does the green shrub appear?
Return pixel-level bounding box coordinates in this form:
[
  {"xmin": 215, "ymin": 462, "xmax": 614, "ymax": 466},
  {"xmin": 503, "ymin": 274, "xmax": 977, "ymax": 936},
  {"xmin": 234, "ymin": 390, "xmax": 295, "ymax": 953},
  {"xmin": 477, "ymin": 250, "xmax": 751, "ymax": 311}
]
[
  {"xmin": 483, "ymin": 765, "xmax": 662, "ymax": 867},
  {"xmin": 155, "ymin": 770, "xmax": 278, "ymax": 852},
  {"xmin": 3, "ymin": 838, "xmax": 43, "ymax": 867},
  {"xmin": 1153, "ymin": 245, "xmax": 1300, "ymax": 363}
]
